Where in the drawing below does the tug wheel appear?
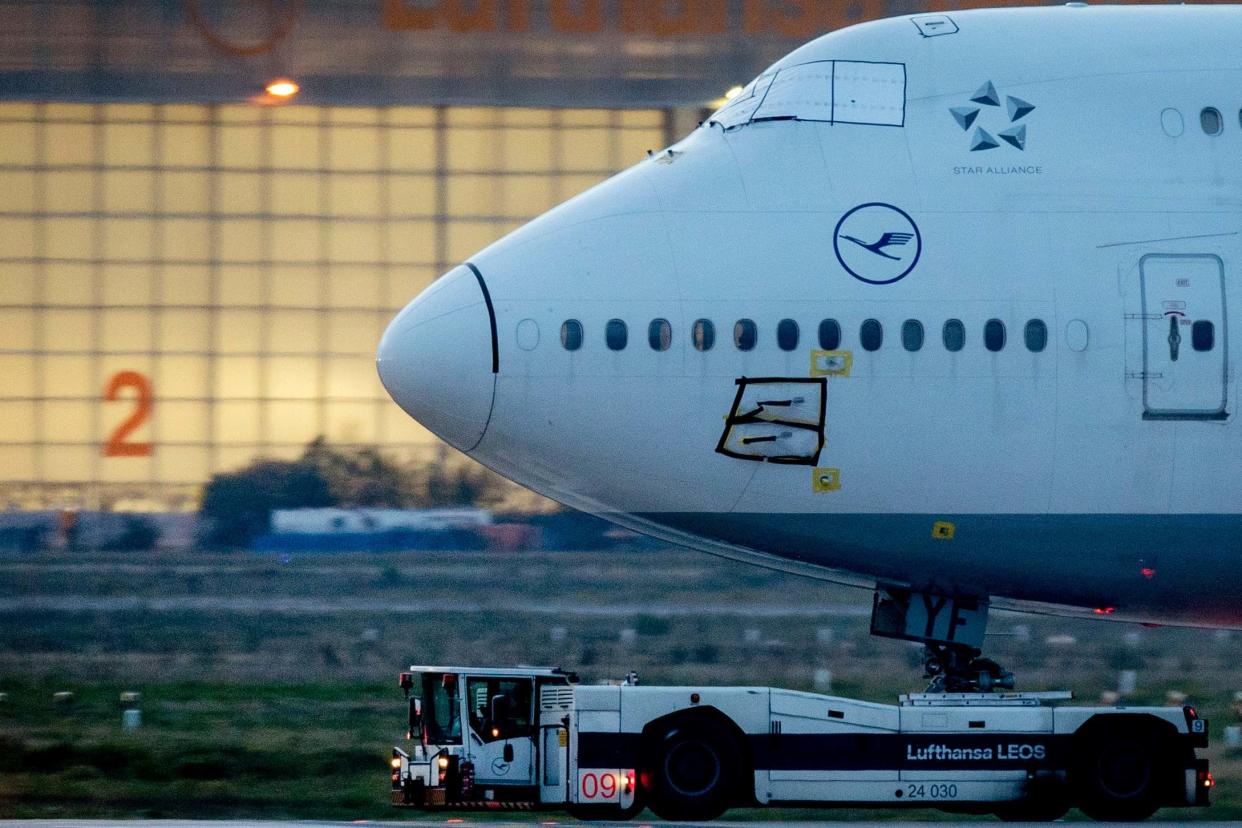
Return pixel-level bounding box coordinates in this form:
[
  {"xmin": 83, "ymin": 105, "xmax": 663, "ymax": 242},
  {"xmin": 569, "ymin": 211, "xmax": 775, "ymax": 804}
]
[
  {"xmin": 642, "ymin": 718, "xmax": 742, "ymax": 821},
  {"xmin": 1073, "ymin": 724, "xmax": 1165, "ymax": 821}
]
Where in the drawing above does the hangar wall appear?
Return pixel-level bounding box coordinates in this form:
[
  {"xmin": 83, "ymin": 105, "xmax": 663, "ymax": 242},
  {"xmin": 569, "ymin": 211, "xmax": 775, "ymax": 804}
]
[{"xmin": 0, "ymin": 101, "xmax": 669, "ymax": 509}]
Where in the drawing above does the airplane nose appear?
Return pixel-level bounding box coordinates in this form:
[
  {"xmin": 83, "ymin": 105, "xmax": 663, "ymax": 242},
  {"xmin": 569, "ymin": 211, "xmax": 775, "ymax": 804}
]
[{"xmin": 376, "ymin": 264, "xmax": 497, "ymax": 453}]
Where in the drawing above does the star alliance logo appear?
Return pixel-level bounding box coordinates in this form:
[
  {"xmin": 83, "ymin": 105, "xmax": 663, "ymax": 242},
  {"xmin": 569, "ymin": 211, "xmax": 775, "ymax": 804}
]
[{"xmin": 949, "ymin": 81, "xmax": 1034, "ymax": 152}]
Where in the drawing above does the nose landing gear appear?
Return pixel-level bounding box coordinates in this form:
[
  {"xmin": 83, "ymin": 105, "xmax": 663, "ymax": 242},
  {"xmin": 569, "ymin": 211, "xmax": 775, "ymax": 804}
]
[{"xmin": 871, "ymin": 585, "xmax": 1014, "ymax": 693}]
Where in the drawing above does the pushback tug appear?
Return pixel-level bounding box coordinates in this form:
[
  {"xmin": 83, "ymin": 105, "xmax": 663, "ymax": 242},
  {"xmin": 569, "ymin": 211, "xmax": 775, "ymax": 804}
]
[{"xmin": 391, "ymin": 665, "xmax": 1211, "ymax": 822}]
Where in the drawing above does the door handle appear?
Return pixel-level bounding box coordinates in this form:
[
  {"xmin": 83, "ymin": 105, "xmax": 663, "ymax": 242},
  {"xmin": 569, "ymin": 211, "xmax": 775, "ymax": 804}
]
[{"xmin": 1168, "ymin": 316, "xmax": 1181, "ymax": 362}]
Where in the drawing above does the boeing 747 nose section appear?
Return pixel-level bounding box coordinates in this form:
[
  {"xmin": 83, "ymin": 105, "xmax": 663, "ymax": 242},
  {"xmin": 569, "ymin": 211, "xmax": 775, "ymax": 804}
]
[{"xmin": 376, "ymin": 264, "xmax": 497, "ymax": 453}]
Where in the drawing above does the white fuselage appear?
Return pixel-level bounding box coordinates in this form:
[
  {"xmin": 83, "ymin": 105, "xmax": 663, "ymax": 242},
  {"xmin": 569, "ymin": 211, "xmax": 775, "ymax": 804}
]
[{"xmin": 378, "ymin": 4, "xmax": 1242, "ymax": 626}]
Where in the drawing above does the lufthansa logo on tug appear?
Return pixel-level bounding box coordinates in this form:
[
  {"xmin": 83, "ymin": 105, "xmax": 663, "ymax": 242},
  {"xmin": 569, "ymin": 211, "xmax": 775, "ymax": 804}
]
[{"xmin": 833, "ymin": 203, "xmax": 922, "ymax": 285}]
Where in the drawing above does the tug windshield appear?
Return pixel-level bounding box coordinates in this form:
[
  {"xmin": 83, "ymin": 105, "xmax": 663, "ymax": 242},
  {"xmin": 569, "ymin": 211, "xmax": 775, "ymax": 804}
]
[{"xmin": 420, "ymin": 672, "xmax": 462, "ymax": 745}]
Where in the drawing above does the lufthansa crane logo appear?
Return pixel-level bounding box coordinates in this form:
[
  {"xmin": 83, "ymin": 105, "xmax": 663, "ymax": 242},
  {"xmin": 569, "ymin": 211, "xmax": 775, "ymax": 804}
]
[{"xmin": 833, "ymin": 203, "xmax": 922, "ymax": 285}]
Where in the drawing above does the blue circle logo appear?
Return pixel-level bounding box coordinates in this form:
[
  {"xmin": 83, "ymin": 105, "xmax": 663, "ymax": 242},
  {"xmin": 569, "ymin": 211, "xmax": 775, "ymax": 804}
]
[{"xmin": 833, "ymin": 203, "xmax": 922, "ymax": 285}]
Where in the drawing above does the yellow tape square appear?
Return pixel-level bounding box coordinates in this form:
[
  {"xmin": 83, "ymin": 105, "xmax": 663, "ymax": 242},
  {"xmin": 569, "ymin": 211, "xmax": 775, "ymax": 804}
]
[
  {"xmin": 810, "ymin": 349, "xmax": 852, "ymax": 377},
  {"xmin": 812, "ymin": 468, "xmax": 840, "ymax": 492}
]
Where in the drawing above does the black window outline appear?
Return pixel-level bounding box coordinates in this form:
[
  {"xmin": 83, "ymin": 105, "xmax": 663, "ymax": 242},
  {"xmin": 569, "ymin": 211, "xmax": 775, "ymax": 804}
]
[
  {"xmin": 984, "ymin": 318, "xmax": 1006, "ymax": 352},
  {"xmin": 648, "ymin": 318, "xmax": 672, "ymax": 351},
  {"xmin": 860, "ymin": 318, "xmax": 883, "ymax": 352},
  {"xmin": 1192, "ymin": 319, "xmax": 1215, "ymax": 352},
  {"xmin": 560, "ymin": 319, "xmax": 583, "ymax": 351},
  {"xmin": 1200, "ymin": 107, "xmax": 1223, "ymax": 136},
  {"xmin": 1024, "ymin": 319, "xmax": 1048, "ymax": 352},
  {"xmin": 901, "ymin": 319, "xmax": 924, "ymax": 352},
  {"xmin": 777, "ymin": 318, "xmax": 799, "ymax": 351},
  {"xmin": 943, "ymin": 319, "xmax": 965, "ymax": 352},
  {"xmin": 818, "ymin": 319, "xmax": 841, "ymax": 350},
  {"xmin": 605, "ymin": 318, "xmax": 628, "ymax": 351},
  {"xmin": 734, "ymin": 318, "xmax": 757, "ymax": 351},
  {"xmin": 692, "ymin": 319, "xmax": 715, "ymax": 352}
]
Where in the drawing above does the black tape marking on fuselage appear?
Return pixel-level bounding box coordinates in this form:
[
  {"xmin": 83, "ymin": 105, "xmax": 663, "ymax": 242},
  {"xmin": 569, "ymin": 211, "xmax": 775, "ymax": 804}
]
[
  {"xmin": 714, "ymin": 376, "xmax": 827, "ymax": 466},
  {"xmin": 464, "ymin": 261, "xmax": 499, "ymax": 374}
]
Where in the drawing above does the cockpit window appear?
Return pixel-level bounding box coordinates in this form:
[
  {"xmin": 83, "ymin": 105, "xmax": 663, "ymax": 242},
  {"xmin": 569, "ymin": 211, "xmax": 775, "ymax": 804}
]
[
  {"xmin": 692, "ymin": 319, "xmax": 715, "ymax": 351},
  {"xmin": 734, "ymin": 319, "xmax": 757, "ymax": 351},
  {"xmin": 648, "ymin": 318, "xmax": 672, "ymax": 351},
  {"xmin": 560, "ymin": 319, "xmax": 583, "ymax": 351},
  {"xmin": 710, "ymin": 61, "xmax": 906, "ymax": 130},
  {"xmin": 606, "ymin": 319, "xmax": 627, "ymax": 351},
  {"xmin": 777, "ymin": 318, "xmax": 799, "ymax": 351}
]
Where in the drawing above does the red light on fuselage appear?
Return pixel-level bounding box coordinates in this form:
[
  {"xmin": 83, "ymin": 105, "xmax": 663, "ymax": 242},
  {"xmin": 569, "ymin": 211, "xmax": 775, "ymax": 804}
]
[
  {"xmin": 1140, "ymin": 567, "xmax": 1156, "ymax": 579},
  {"xmin": 1093, "ymin": 606, "xmax": 1116, "ymax": 615}
]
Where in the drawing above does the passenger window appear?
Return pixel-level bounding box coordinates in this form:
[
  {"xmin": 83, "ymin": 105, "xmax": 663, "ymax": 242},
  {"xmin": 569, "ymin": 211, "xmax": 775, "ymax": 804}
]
[
  {"xmin": 984, "ymin": 318, "xmax": 1006, "ymax": 352},
  {"xmin": 818, "ymin": 319, "xmax": 841, "ymax": 350},
  {"xmin": 692, "ymin": 319, "xmax": 715, "ymax": 351},
  {"xmin": 1192, "ymin": 320, "xmax": 1215, "ymax": 351},
  {"xmin": 734, "ymin": 319, "xmax": 757, "ymax": 351},
  {"xmin": 606, "ymin": 319, "xmax": 627, "ymax": 351},
  {"xmin": 942, "ymin": 319, "xmax": 965, "ymax": 352},
  {"xmin": 777, "ymin": 318, "xmax": 799, "ymax": 351},
  {"xmin": 1024, "ymin": 319, "xmax": 1048, "ymax": 352},
  {"xmin": 1201, "ymin": 107, "xmax": 1223, "ymax": 136},
  {"xmin": 860, "ymin": 319, "xmax": 883, "ymax": 351},
  {"xmin": 648, "ymin": 318, "xmax": 672, "ymax": 351},
  {"xmin": 560, "ymin": 319, "xmax": 583, "ymax": 351},
  {"xmin": 901, "ymin": 319, "xmax": 924, "ymax": 352}
]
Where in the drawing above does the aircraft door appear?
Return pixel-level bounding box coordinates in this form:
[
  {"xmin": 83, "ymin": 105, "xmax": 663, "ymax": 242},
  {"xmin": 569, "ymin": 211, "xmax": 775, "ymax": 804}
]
[
  {"xmin": 1140, "ymin": 254, "xmax": 1227, "ymax": 419},
  {"xmin": 464, "ymin": 676, "xmax": 537, "ymax": 788}
]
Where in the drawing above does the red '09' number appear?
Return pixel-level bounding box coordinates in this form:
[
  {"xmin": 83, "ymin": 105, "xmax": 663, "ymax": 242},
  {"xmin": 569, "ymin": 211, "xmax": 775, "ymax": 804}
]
[
  {"xmin": 580, "ymin": 772, "xmax": 617, "ymax": 800},
  {"xmin": 103, "ymin": 371, "xmax": 153, "ymax": 457}
]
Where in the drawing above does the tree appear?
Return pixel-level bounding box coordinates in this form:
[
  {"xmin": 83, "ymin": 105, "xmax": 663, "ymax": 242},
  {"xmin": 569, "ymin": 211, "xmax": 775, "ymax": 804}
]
[
  {"xmin": 302, "ymin": 438, "xmax": 413, "ymax": 507},
  {"xmin": 199, "ymin": 458, "xmax": 334, "ymax": 548},
  {"xmin": 198, "ymin": 439, "xmax": 523, "ymax": 547}
]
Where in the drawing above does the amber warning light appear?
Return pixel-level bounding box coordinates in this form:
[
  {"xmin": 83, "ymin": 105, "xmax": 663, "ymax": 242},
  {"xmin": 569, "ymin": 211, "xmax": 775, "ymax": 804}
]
[{"xmin": 265, "ymin": 79, "xmax": 299, "ymax": 98}]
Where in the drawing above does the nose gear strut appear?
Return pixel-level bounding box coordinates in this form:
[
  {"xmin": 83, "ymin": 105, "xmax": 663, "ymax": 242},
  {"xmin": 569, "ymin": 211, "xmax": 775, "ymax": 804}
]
[{"xmin": 922, "ymin": 642, "xmax": 1014, "ymax": 693}]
